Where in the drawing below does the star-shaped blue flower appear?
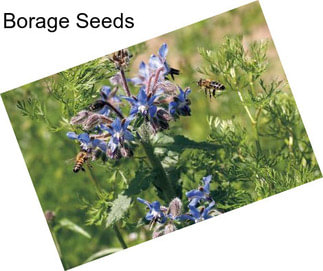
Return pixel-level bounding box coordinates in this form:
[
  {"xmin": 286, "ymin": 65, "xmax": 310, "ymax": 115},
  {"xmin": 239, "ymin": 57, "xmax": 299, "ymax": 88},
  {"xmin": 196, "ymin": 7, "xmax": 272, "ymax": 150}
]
[
  {"xmin": 169, "ymin": 87, "xmax": 191, "ymax": 117},
  {"xmin": 66, "ymin": 132, "xmax": 107, "ymax": 152},
  {"xmin": 128, "ymin": 61, "xmax": 150, "ymax": 86},
  {"xmin": 101, "ymin": 116, "xmax": 134, "ymax": 158},
  {"xmin": 137, "ymin": 197, "xmax": 167, "ymax": 224},
  {"xmin": 186, "ymin": 175, "xmax": 213, "ymax": 207},
  {"xmin": 177, "ymin": 201, "xmax": 216, "ymax": 223},
  {"xmin": 123, "ymin": 87, "xmax": 158, "ymax": 118},
  {"xmin": 149, "ymin": 43, "xmax": 179, "ymax": 80},
  {"xmin": 129, "ymin": 43, "xmax": 179, "ymax": 86}
]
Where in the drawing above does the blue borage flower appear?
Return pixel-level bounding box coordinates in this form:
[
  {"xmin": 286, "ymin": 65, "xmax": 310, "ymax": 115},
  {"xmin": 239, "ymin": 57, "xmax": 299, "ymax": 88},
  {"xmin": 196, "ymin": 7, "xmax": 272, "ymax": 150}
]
[
  {"xmin": 149, "ymin": 43, "xmax": 180, "ymax": 80},
  {"xmin": 177, "ymin": 201, "xmax": 216, "ymax": 223},
  {"xmin": 66, "ymin": 132, "xmax": 107, "ymax": 152},
  {"xmin": 137, "ymin": 176, "xmax": 220, "ymax": 240},
  {"xmin": 129, "ymin": 43, "xmax": 179, "ymax": 86},
  {"xmin": 128, "ymin": 61, "xmax": 150, "ymax": 86},
  {"xmin": 137, "ymin": 197, "xmax": 167, "ymax": 225},
  {"xmin": 169, "ymin": 87, "xmax": 191, "ymax": 117},
  {"xmin": 122, "ymin": 87, "xmax": 158, "ymax": 118},
  {"xmin": 186, "ymin": 175, "xmax": 213, "ymax": 207},
  {"xmin": 98, "ymin": 86, "xmax": 113, "ymax": 116},
  {"xmin": 68, "ymin": 43, "xmax": 191, "ymax": 162},
  {"xmin": 101, "ymin": 116, "xmax": 134, "ymax": 159}
]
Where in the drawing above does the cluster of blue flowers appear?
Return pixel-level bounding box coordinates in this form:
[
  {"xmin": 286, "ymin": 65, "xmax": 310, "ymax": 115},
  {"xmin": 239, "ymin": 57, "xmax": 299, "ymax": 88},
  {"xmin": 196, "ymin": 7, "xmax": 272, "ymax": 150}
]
[
  {"xmin": 66, "ymin": 43, "xmax": 192, "ymax": 162},
  {"xmin": 182, "ymin": 175, "xmax": 217, "ymax": 222},
  {"xmin": 137, "ymin": 175, "xmax": 220, "ymax": 237}
]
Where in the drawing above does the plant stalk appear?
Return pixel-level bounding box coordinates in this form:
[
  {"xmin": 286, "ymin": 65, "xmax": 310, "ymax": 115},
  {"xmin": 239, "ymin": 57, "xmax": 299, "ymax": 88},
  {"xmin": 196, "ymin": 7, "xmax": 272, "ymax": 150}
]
[
  {"xmin": 139, "ymin": 127, "xmax": 176, "ymax": 202},
  {"xmin": 237, "ymin": 90, "xmax": 262, "ymax": 154},
  {"xmin": 113, "ymin": 224, "xmax": 128, "ymax": 249},
  {"xmin": 120, "ymin": 69, "xmax": 131, "ymax": 97},
  {"xmin": 106, "ymin": 101, "xmax": 124, "ymax": 119},
  {"xmin": 237, "ymin": 90, "xmax": 256, "ymax": 125}
]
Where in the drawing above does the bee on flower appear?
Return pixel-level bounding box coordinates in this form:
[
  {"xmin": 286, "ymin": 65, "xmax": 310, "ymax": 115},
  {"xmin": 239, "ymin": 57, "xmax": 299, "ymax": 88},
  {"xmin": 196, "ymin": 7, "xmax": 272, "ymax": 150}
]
[{"xmin": 67, "ymin": 43, "xmax": 192, "ymax": 163}]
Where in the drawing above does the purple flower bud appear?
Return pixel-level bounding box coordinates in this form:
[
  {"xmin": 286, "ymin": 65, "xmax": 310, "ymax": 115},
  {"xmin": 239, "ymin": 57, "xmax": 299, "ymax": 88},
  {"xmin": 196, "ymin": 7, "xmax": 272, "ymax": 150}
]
[
  {"xmin": 168, "ymin": 198, "xmax": 182, "ymax": 218},
  {"xmin": 44, "ymin": 210, "xmax": 56, "ymax": 223},
  {"xmin": 70, "ymin": 110, "xmax": 90, "ymax": 125},
  {"xmin": 109, "ymin": 73, "xmax": 123, "ymax": 86},
  {"xmin": 152, "ymin": 229, "xmax": 163, "ymax": 239},
  {"xmin": 82, "ymin": 114, "xmax": 113, "ymax": 131},
  {"xmin": 164, "ymin": 223, "xmax": 176, "ymax": 234},
  {"xmin": 154, "ymin": 81, "xmax": 178, "ymax": 96},
  {"xmin": 82, "ymin": 113, "xmax": 102, "ymax": 130}
]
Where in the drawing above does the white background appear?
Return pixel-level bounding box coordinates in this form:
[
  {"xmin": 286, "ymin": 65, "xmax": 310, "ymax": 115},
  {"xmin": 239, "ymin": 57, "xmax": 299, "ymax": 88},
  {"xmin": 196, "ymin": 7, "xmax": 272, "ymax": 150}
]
[{"xmin": 1, "ymin": 0, "xmax": 323, "ymax": 270}]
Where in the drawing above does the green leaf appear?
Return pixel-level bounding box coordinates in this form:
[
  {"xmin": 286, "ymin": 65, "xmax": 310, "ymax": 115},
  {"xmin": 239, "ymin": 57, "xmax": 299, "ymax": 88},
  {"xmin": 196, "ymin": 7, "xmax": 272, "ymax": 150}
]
[
  {"xmin": 106, "ymin": 194, "xmax": 132, "ymax": 228},
  {"xmin": 124, "ymin": 168, "xmax": 152, "ymax": 196},
  {"xmin": 154, "ymin": 135, "xmax": 220, "ymax": 152},
  {"xmin": 85, "ymin": 248, "xmax": 122, "ymax": 263},
  {"xmin": 151, "ymin": 133, "xmax": 174, "ymax": 145},
  {"xmin": 59, "ymin": 218, "xmax": 91, "ymax": 239}
]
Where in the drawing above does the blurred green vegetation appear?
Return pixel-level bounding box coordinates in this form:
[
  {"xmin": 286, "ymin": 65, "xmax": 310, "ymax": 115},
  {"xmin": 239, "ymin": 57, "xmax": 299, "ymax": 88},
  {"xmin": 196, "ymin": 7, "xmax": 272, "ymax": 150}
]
[{"xmin": 1, "ymin": 2, "xmax": 320, "ymax": 269}]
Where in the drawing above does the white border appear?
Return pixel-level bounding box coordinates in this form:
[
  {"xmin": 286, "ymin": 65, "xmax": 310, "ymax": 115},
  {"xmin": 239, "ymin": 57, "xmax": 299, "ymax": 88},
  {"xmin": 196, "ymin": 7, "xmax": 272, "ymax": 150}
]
[{"xmin": 1, "ymin": 1, "xmax": 323, "ymax": 270}]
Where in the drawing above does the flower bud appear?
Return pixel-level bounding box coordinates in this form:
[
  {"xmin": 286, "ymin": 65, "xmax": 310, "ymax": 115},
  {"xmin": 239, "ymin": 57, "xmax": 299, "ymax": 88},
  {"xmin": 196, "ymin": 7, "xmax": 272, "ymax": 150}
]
[
  {"xmin": 45, "ymin": 210, "xmax": 56, "ymax": 223},
  {"xmin": 109, "ymin": 73, "xmax": 123, "ymax": 86},
  {"xmin": 152, "ymin": 230, "xmax": 163, "ymax": 239},
  {"xmin": 168, "ymin": 197, "xmax": 182, "ymax": 218},
  {"xmin": 110, "ymin": 49, "xmax": 130, "ymax": 70},
  {"xmin": 70, "ymin": 110, "xmax": 90, "ymax": 125},
  {"xmin": 164, "ymin": 223, "xmax": 176, "ymax": 234},
  {"xmin": 82, "ymin": 113, "xmax": 102, "ymax": 130},
  {"xmin": 155, "ymin": 81, "xmax": 178, "ymax": 96}
]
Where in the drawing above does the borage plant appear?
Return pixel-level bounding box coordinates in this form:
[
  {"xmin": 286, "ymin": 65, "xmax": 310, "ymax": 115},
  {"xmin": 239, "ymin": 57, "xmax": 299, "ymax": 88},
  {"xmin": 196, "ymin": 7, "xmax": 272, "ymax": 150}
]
[
  {"xmin": 66, "ymin": 44, "xmax": 191, "ymax": 200},
  {"xmin": 62, "ymin": 43, "xmax": 211, "ymax": 251},
  {"xmin": 16, "ymin": 37, "xmax": 321, "ymax": 264}
]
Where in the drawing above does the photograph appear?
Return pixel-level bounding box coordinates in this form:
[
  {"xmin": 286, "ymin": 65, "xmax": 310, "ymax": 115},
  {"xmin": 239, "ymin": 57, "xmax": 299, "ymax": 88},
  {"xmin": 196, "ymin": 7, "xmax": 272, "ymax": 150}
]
[{"xmin": 1, "ymin": 1, "xmax": 321, "ymax": 269}]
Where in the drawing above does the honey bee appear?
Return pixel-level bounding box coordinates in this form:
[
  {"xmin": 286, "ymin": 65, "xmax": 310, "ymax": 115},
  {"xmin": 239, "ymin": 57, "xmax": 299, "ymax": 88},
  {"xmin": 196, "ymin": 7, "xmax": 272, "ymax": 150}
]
[
  {"xmin": 73, "ymin": 150, "xmax": 90, "ymax": 173},
  {"xmin": 167, "ymin": 67, "xmax": 180, "ymax": 80},
  {"xmin": 88, "ymin": 100, "xmax": 107, "ymax": 111},
  {"xmin": 197, "ymin": 78, "xmax": 225, "ymax": 99}
]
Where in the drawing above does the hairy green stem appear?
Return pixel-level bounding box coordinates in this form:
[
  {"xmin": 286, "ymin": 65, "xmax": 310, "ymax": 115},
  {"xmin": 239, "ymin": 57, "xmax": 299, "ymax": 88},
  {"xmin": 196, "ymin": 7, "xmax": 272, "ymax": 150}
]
[
  {"xmin": 85, "ymin": 162, "xmax": 128, "ymax": 250},
  {"xmin": 139, "ymin": 127, "xmax": 176, "ymax": 202},
  {"xmin": 52, "ymin": 230, "xmax": 62, "ymax": 258},
  {"xmin": 51, "ymin": 227, "xmax": 67, "ymax": 268},
  {"xmin": 113, "ymin": 224, "xmax": 128, "ymax": 249}
]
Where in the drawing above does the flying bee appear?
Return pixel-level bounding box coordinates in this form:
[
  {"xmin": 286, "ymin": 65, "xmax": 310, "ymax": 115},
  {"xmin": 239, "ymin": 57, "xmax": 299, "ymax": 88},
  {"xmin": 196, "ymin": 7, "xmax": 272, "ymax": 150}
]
[
  {"xmin": 73, "ymin": 150, "xmax": 91, "ymax": 173},
  {"xmin": 88, "ymin": 100, "xmax": 107, "ymax": 111},
  {"xmin": 166, "ymin": 67, "xmax": 180, "ymax": 80},
  {"xmin": 197, "ymin": 78, "xmax": 225, "ymax": 99}
]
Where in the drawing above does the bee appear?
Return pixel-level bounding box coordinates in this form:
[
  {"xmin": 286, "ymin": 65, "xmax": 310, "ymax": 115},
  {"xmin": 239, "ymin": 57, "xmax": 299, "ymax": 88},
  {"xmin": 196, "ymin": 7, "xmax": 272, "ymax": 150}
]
[
  {"xmin": 197, "ymin": 78, "xmax": 225, "ymax": 99},
  {"xmin": 88, "ymin": 100, "xmax": 107, "ymax": 111},
  {"xmin": 166, "ymin": 67, "xmax": 180, "ymax": 80},
  {"xmin": 73, "ymin": 150, "xmax": 90, "ymax": 173}
]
